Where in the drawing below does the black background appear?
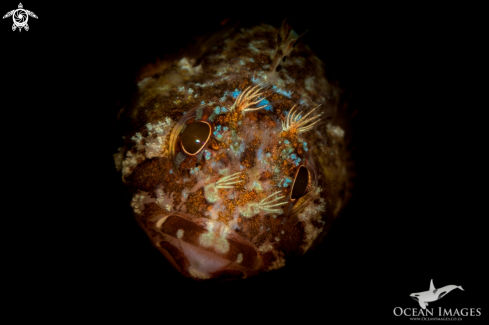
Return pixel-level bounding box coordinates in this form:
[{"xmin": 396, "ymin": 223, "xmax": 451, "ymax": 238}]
[{"xmin": 2, "ymin": 2, "xmax": 485, "ymax": 322}]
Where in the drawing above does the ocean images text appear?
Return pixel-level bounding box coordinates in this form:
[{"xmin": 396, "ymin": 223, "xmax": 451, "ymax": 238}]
[{"xmin": 393, "ymin": 307, "xmax": 481, "ymax": 317}]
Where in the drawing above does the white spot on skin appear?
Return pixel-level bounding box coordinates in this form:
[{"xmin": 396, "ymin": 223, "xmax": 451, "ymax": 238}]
[
  {"xmin": 258, "ymin": 241, "xmax": 273, "ymax": 252},
  {"xmin": 214, "ymin": 237, "xmax": 229, "ymax": 254},
  {"xmin": 188, "ymin": 267, "xmax": 210, "ymax": 280},
  {"xmin": 204, "ymin": 183, "xmax": 220, "ymax": 203},
  {"xmin": 327, "ymin": 125, "xmax": 345, "ymax": 138},
  {"xmin": 269, "ymin": 256, "xmax": 285, "ymax": 270},
  {"xmin": 131, "ymin": 193, "xmax": 146, "ymax": 214},
  {"xmin": 305, "ymin": 76, "xmax": 315, "ymax": 93},
  {"xmin": 177, "ymin": 58, "xmax": 202, "ymax": 75},
  {"xmin": 155, "ymin": 188, "xmax": 175, "ymax": 211},
  {"xmin": 177, "ymin": 229, "xmax": 184, "ymax": 239},
  {"xmin": 236, "ymin": 253, "xmax": 243, "ymax": 264},
  {"xmin": 198, "ymin": 221, "xmax": 230, "ymax": 254}
]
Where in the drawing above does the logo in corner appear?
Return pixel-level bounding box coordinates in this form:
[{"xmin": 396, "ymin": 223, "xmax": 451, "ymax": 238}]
[
  {"xmin": 3, "ymin": 3, "xmax": 38, "ymax": 32},
  {"xmin": 410, "ymin": 279, "xmax": 464, "ymax": 309}
]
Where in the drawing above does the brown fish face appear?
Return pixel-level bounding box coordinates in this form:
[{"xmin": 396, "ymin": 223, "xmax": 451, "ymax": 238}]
[{"xmin": 115, "ymin": 22, "xmax": 349, "ymax": 280}]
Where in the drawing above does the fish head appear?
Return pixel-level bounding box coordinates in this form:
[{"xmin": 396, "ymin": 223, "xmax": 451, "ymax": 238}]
[{"xmin": 115, "ymin": 23, "xmax": 350, "ymax": 280}]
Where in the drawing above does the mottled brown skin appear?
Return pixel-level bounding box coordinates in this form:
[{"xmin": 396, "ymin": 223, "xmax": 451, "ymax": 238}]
[{"xmin": 114, "ymin": 21, "xmax": 349, "ymax": 280}]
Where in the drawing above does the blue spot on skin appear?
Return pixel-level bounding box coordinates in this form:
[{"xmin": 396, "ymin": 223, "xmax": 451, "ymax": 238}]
[
  {"xmin": 221, "ymin": 107, "xmax": 227, "ymax": 113},
  {"xmin": 201, "ymin": 101, "xmax": 205, "ymax": 105},
  {"xmin": 284, "ymin": 140, "xmax": 290, "ymax": 145},
  {"xmin": 214, "ymin": 107, "xmax": 221, "ymax": 114},
  {"xmin": 169, "ymin": 169, "xmax": 173, "ymax": 174},
  {"xmin": 257, "ymin": 149, "xmax": 263, "ymax": 161},
  {"xmin": 290, "ymin": 154, "xmax": 297, "ymax": 160},
  {"xmin": 283, "ymin": 178, "xmax": 293, "ymax": 187},
  {"xmin": 223, "ymin": 127, "xmax": 228, "ymax": 131},
  {"xmin": 251, "ymin": 76, "xmax": 259, "ymax": 83},
  {"xmin": 182, "ymin": 189, "xmax": 190, "ymax": 199},
  {"xmin": 231, "ymin": 89, "xmax": 241, "ymax": 98},
  {"xmin": 205, "ymin": 151, "xmax": 211, "ymax": 160},
  {"xmin": 238, "ymin": 121, "xmax": 242, "ymax": 125},
  {"xmin": 258, "ymin": 98, "xmax": 272, "ymax": 111},
  {"xmin": 273, "ymin": 86, "xmax": 292, "ymax": 98},
  {"xmin": 303, "ymin": 142, "xmax": 308, "ymax": 152},
  {"xmin": 220, "ymin": 91, "xmax": 229, "ymax": 102},
  {"xmin": 213, "ymin": 125, "xmax": 223, "ymax": 137}
]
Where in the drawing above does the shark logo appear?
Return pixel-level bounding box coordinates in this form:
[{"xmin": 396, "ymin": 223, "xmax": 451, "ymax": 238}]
[{"xmin": 410, "ymin": 279, "xmax": 464, "ymax": 309}]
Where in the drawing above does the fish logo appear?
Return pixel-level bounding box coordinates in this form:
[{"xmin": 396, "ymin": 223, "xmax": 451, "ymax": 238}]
[
  {"xmin": 3, "ymin": 3, "xmax": 38, "ymax": 32},
  {"xmin": 410, "ymin": 279, "xmax": 464, "ymax": 309}
]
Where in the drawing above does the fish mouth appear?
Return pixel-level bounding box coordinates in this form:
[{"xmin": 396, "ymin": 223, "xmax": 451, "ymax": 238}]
[
  {"xmin": 153, "ymin": 214, "xmax": 262, "ymax": 280},
  {"xmin": 411, "ymin": 296, "xmax": 419, "ymax": 301}
]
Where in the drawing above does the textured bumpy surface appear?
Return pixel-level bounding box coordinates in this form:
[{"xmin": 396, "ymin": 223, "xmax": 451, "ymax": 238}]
[{"xmin": 114, "ymin": 21, "xmax": 349, "ymax": 280}]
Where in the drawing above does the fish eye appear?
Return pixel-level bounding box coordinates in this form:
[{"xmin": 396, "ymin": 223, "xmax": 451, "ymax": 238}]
[
  {"xmin": 291, "ymin": 165, "xmax": 310, "ymax": 200},
  {"xmin": 180, "ymin": 121, "xmax": 211, "ymax": 155}
]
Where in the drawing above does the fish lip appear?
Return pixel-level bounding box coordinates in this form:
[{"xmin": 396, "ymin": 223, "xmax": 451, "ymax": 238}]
[
  {"xmin": 155, "ymin": 213, "xmax": 263, "ymax": 277},
  {"xmin": 163, "ymin": 213, "xmax": 257, "ymax": 249}
]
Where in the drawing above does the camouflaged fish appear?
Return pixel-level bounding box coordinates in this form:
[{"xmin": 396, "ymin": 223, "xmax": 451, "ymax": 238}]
[{"xmin": 114, "ymin": 20, "xmax": 350, "ymax": 280}]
